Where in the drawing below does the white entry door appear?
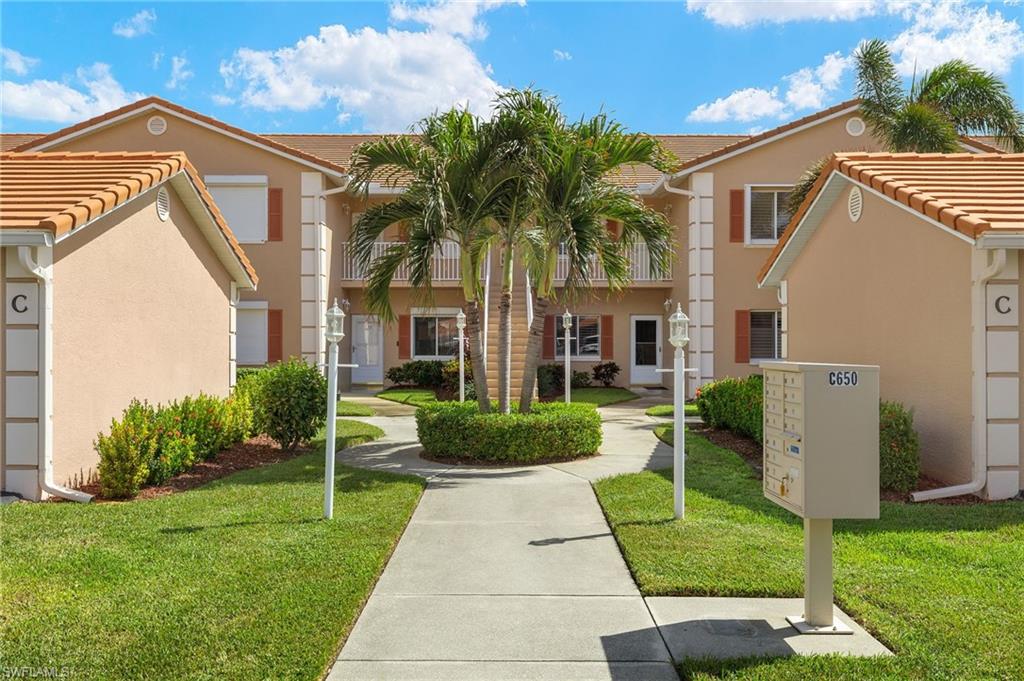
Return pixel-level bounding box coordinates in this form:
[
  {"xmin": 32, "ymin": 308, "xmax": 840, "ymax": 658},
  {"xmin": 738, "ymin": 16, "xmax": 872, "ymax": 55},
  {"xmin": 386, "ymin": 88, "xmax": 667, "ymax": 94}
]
[
  {"xmin": 630, "ymin": 315, "xmax": 662, "ymax": 385},
  {"xmin": 351, "ymin": 315, "xmax": 383, "ymax": 384}
]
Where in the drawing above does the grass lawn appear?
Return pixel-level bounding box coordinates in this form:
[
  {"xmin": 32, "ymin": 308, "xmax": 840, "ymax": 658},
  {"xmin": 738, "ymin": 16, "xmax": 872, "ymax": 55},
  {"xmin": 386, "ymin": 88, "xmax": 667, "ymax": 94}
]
[
  {"xmin": 645, "ymin": 403, "xmax": 699, "ymax": 418},
  {"xmin": 336, "ymin": 400, "xmax": 375, "ymax": 416},
  {"xmin": 568, "ymin": 387, "xmax": 639, "ymax": 407},
  {"xmin": 593, "ymin": 433, "xmax": 1024, "ymax": 680},
  {"xmin": 376, "ymin": 387, "xmax": 438, "ymax": 407},
  {"xmin": 0, "ymin": 420, "xmax": 425, "ymax": 680}
]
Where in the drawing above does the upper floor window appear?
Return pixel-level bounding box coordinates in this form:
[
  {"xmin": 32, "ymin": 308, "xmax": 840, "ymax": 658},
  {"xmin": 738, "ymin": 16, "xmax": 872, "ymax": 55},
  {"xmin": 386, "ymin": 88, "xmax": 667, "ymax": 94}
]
[
  {"xmin": 205, "ymin": 175, "xmax": 269, "ymax": 243},
  {"xmin": 747, "ymin": 186, "xmax": 793, "ymax": 244},
  {"xmin": 556, "ymin": 314, "xmax": 601, "ymax": 359}
]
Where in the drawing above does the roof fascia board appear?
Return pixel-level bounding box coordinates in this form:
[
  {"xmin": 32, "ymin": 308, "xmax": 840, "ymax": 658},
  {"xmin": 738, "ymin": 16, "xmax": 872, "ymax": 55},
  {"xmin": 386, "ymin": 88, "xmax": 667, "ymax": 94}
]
[
  {"xmin": 0, "ymin": 230, "xmax": 54, "ymax": 247},
  {"xmin": 977, "ymin": 233, "xmax": 1024, "ymax": 248},
  {"xmin": 672, "ymin": 104, "xmax": 860, "ymax": 181},
  {"xmin": 24, "ymin": 102, "xmax": 346, "ymax": 179}
]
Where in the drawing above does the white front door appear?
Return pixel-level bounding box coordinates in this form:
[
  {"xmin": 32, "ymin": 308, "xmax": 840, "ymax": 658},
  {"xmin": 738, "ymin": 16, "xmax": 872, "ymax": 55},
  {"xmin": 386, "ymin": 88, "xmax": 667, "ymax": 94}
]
[
  {"xmin": 351, "ymin": 315, "xmax": 384, "ymax": 384},
  {"xmin": 630, "ymin": 315, "xmax": 662, "ymax": 385}
]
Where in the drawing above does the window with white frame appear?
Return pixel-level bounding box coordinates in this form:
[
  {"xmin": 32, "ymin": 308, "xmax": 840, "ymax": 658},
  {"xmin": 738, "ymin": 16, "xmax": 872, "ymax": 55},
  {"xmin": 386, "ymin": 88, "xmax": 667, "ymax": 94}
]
[
  {"xmin": 236, "ymin": 303, "xmax": 268, "ymax": 365},
  {"xmin": 413, "ymin": 314, "xmax": 459, "ymax": 359},
  {"xmin": 205, "ymin": 175, "xmax": 268, "ymax": 243},
  {"xmin": 750, "ymin": 310, "xmax": 783, "ymax": 360},
  {"xmin": 556, "ymin": 315, "xmax": 601, "ymax": 359},
  {"xmin": 747, "ymin": 186, "xmax": 793, "ymax": 243}
]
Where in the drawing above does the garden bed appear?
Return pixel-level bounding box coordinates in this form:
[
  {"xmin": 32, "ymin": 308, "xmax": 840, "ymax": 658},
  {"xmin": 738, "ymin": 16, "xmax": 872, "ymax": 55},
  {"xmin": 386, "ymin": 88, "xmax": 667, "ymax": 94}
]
[{"xmin": 416, "ymin": 401, "xmax": 602, "ymax": 464}]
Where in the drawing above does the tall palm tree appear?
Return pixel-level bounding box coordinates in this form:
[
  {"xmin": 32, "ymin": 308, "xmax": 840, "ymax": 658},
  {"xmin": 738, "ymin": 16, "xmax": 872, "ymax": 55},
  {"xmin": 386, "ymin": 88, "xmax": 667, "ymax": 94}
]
[
  {"xmin": 496, "ymin": 91, "xmax": 676, "ymax": 413},
  {"xmin": 347, "ymin": 109, "xmax": 508, "ymax": 413},
  {"xmin": 855, "ymin": 38, "xmax": 1024, "ymax": 153}
]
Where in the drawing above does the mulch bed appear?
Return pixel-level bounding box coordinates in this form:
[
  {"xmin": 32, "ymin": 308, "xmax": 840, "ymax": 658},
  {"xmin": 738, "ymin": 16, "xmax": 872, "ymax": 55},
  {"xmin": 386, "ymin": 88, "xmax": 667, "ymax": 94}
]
[
  {"xmin": 691, "ymin": 424, "xmax": 991, "ymax": 506},
  {"xmin": 74, "ymin": 435, "xmax": 308, "ymax": 503}
]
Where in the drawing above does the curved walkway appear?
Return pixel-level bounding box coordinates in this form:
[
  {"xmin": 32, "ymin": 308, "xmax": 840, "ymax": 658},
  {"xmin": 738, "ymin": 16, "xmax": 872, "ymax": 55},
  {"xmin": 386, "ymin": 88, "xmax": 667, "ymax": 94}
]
[{"xmin": 328, "ymin": 398, "xmax": 679, "ymax": 680}]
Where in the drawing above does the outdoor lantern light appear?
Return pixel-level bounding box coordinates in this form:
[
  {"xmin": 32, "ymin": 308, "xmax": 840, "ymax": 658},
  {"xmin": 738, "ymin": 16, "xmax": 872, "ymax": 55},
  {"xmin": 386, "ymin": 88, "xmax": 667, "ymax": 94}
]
[
  {"xmin": 669, "ymin": 303, "xmax": 690, "ymax": 349},
  {"xmin": 562, "ymin": 309, "xmax": 573, "ymax": 330},
  {"xmin": 326, "ymin": 299, "xmax": 346, "ymax": 344},
  {"xmin": 456, "ymin": 309, "xmax": 467, "ymax": 402}
]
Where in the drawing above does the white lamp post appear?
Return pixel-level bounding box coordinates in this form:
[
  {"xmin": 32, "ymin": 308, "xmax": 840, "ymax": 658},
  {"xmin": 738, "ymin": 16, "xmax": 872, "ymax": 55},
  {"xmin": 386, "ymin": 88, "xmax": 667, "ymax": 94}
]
[
  {"xmin": 456, "ymin": 309, "xmax": 467, "ymax": 402},
  {"xmin": 562, "ymin": 310, "xmax": 573, "ymax": 404},
  {"xmin": 323, "ymin": 299, "xmax": 345, "ymax": 520},
  {"xmin": 668, "ymin": 303, "xmax": 690, "ymax": 519}
]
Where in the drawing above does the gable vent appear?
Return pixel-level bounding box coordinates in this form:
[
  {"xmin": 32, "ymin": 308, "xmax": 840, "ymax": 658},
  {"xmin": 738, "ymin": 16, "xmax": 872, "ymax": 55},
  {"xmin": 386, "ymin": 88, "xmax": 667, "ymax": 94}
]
[
  {"xmin": 156, "ymin": 187, "xmax": 170, "ymax": 221},
  {"xmin": 845, "ymin": 116, "xmax": 866, "ymax": 137},
  {"xmin": 847, "ymin": 186, "xmax": 863, "ymax": 223},
  {"xmin": 147, "ymin": 115, "xmax": 168, "ymax": 136}
]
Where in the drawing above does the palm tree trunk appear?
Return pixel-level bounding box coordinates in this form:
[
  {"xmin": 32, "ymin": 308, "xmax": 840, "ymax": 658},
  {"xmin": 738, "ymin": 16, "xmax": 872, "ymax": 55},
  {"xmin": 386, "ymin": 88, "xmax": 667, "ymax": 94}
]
[
  {"xmin": 498, "ymin": 243, "xmax": 514, "ymax": 414},
  {"xmin": 465, "ymin": 300, "xmax": 490, "ymax": 413},
  {"xmin": 518, "ymin": 295, "xmax": 549, "ymax": 413}
]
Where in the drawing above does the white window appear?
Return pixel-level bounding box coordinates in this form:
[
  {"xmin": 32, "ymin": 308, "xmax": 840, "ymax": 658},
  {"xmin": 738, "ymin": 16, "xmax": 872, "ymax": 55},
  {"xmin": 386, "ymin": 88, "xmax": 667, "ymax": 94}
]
[
  {"xmin": 747, "ymin": 186, "xmax": 793, "ymax": 244},
  {"xmin": 750, "ymin": 310, "xmax": 783, "ymax": 361},
  {"xmin": 237, "ymin": 303, "xmax": 268, "ymax": 365},
  {"xmin": 413, "ymin": 314, "xmax": 459, "ymax": 359},
  {"xmin": 556, "ymin": 315, "xmax": 601, "ymax": 359},
  {"xmin": 205, "ymin": 175, "xmax": 268, "ymax": 243}
]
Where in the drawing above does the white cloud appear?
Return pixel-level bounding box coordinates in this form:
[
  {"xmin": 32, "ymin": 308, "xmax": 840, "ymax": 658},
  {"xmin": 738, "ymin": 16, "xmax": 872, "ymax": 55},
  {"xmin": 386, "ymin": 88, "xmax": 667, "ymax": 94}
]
[
  {"xmin": 388, "ymin": 0, "xmax": 524, "ymax": 40},
  {"xmin": 113, "ymin": 9, "xmax": 156, "ymax": 38},
  {"xmin": 783, "ymin": 51, "xmax": 852, "ymax": 109},
  {"xmin": 686, "ymin": 0, "xmax": 884, "ymax": 27},
  {"xmin": 686, "ymin": 87, "xmax": 788, "ymax": 123},
  {"xmin": 2, "ymin": 63, "xmax": 145, "ymax": 123},
  {"xmin": 553, "ymin": 49, "xmax": 572, "ymax": 61},
  {"xmin": 219, "ymin": 23, "xmax": 506, "ymax": 131},
  {"xmin": 152, "ymin": 51, "xmax": 163, "ymax": 69},
  {"xmin": 166, "ymin": 55, "xmax": 193, "ymax": 90},
  {"xmin": 211, "ymin": 93, "xmax": 235, "ymax": 106},
  {"xmin": 1, "ymin": 47, "xmax": 39, "ymax": 76},
  {"xmin": 887, "ymin": 1, "xmax": 1024, "ymax": 75}
]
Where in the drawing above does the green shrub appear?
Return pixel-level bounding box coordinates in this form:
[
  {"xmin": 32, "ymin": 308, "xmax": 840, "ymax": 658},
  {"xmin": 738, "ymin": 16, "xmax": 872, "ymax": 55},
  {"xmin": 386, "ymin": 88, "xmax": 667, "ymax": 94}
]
[
  {"xmin": 592, "ymin": 362, "xmax": 620, "ymax": 387},
  {"xmin": 169, "ymin": 394, "xmax": 229, "ymax": 461},
  {"xmin": 385, "ymin": 360, "xmax": 444, "ymax": 388},
  {"xmin": 236, "ymin": 366, "xmax": 269, "ymax": 382},
  {"xmin": 880, "ymin": 400, "xmax": 921, "ymax": 493},
  {"xmin": 222, "ymin": 392, "xmax": 254, "ymax": 445},
  {"xmin": 95, "ymin": 399, "xmax": 156, "ymax": 499},
  {"xmin": 441, "ymin": 358, "xmax": 474, "ymax": 398},
  {"xmin": 537, "ymin": 364, "xmax": 562, "ymax": 396},
  {"xmin": 260, "ymin": 358, "xmax": 328, "ymax": 450},
  {"xmin": 570, "ymin": 370, "xmax": 592, "ymax": 390},
  {"xmin": 695, "ymin": 375, "xmax": 764, "ymax": 442},
  {"xmin": 416, "ymin": 401, "xmax": 602, "ymax": 463},
  {"xmin": 234, "ymin": 370, "xmax": 269, "ymax": 436}
]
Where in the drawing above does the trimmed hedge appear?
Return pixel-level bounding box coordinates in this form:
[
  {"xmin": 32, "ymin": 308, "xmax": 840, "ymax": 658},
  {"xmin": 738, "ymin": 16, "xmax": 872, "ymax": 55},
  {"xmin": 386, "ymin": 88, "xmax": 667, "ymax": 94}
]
[
  {"xmin": 416, "ymin": 401, "xmax": 602, "ymax": 464},
  {"xmin": 386, "ymin": 360, "xmax": 444, "ymax": 388},
  {"xmin": 695, "ymin": 375, "xmax": 764, "ymax": 443},
  {"xmin": 880, "ymin": 400, "xmax": 921, "ymax": 493}
]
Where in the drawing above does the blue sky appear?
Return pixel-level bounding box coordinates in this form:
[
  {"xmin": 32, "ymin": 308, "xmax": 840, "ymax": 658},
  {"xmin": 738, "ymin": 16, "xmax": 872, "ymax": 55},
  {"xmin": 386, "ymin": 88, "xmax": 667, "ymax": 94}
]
[{"xmin": 2, "ymin": 1, "xmax": 1022, "ymax": 135}]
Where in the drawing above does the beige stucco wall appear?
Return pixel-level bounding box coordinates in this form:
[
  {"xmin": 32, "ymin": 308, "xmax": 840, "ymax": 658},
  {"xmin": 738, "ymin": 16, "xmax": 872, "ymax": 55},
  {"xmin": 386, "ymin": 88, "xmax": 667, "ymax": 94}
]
[
  {"xmin": 709, "ymin": 112, "xmax": 883, "ymax": 381},
  {"xmin": 784, "ymin": 185, "xmax": 973, "ymax": 484},
  {"xmin": 47, "ymin": 111, "xmax": 326, "ymax": 361},
  {"xmin": 51, "ymin": 187, "xmax": 234, "ymax": 486}
]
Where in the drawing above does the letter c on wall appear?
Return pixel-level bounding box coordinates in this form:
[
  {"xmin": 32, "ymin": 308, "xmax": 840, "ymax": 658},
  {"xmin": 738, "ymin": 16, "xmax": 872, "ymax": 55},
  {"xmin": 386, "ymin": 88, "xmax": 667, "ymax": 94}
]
[
  {"xmin": 995, "ymin": 295, "xmax": 1012, "ymax": 315},
  {"xmin": 11, "ymin": 294, "xmax": 28, "ymax": 314}
]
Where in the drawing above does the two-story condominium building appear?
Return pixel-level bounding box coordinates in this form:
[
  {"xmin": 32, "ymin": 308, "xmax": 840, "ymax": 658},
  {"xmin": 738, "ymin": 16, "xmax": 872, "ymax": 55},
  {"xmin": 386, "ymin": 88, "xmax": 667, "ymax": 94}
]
[{"xmin": 3, "ymin": 97, "xmax": 901, "ymax": 399}]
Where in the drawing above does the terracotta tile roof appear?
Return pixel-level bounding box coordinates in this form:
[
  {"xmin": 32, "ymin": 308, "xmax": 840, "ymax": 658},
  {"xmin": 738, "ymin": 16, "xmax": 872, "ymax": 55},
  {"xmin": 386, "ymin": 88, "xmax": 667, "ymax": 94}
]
[
  {"xmin": 962, "ymin": 135, "xmax": 1011, "ymax": 153},
  {"xmin": 673, "ymin": 98, "xmax": 862, "ymax": 175},
  {"xmin": 1, "ymin": 134, "xmax": 44, "ymax": 151},
  {"xmin": 8, "ymin": 97, "xmax": 347, "ymax": 176},
  {"xmin": 758, "ymin": 152, "xmax": 1024, "ymax": 283},
  {"xmin": 0, "ymin": 150, "xmax": 257, "ymax": 286},
  {"xmin": 265, "ymin": 132, "xmax": 748, "ymax": 188}
]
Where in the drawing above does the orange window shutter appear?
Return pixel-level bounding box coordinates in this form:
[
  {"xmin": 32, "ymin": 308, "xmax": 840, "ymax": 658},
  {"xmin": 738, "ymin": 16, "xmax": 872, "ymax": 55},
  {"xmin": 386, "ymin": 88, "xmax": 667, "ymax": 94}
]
[
  {"xmin": 268, "ymin": 188, "xmax": 283, "ymax": 242},
  {"xmin": 600, "ymin": 315, "xmax": 614, "ymax": 360},
  {"xmin": 542, "ymin": 315, "xmax": 555, "ymax": 360},
  {"xmin": 267, "ymin": 309, "xmax": 283, "ymax": 363},
  {"xmin": 398, "ymin": 315, "xmax": 411, "ymax": 359},
  {"xmin": 729, "ymin": 189, "xmax": 745, "ymax": 243},
  {"xmin": 735, "ymin": 309, "xmax": 751, "ymax": 364}
]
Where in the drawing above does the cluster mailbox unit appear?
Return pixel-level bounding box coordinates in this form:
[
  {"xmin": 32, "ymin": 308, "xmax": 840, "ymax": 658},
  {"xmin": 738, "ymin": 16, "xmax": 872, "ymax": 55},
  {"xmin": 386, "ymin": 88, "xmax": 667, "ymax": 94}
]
[{"xmin": 762, "ymin": 361, "xmax": 880, "ymax": 634}]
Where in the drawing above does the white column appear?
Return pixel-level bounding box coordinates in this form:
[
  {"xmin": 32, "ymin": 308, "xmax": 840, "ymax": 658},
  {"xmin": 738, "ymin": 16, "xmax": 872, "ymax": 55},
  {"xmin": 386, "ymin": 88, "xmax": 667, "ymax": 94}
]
[
  {"xmin": 228, "ymin": 282, "xmax": 238, "ymax": 387},
  {"xmin": 984, "ymin": 250, "xmax": 1020, "ymax": 499},
  {"xmin": 688, "ymin": 172, "xmax": 714, "ymax": 397},
  {"xmin": 301, "ymin": 172, "xmax": 326, "ymax": 367}
]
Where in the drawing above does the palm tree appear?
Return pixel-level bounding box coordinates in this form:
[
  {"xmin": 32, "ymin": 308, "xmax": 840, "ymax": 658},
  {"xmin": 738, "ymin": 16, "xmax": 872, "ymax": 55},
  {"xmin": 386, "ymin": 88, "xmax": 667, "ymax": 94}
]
[
  {"xmin": 347, "ymin": 109, "xmax": 508, "ymax": 413},
  {"xmin": 855, "ymin": 38, "xmax": 1024, "ymax": 153},
  {"xmin": 501, "ymin": 93, "xmax": 676, "ymax": 412}
]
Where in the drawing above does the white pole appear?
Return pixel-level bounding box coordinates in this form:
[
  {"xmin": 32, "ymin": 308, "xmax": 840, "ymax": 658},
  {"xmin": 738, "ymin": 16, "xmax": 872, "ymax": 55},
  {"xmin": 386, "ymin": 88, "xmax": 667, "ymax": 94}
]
[
  {"xmin": 564, "ymin": 326, "xmax": 571, "ymax": 404},
  {"xmin": 459, "ymin": 326, "xmax": 465, "ymax": 403},
  {"xmin": 324, "ymin": 340, "xmax": 339, "ymax": 520},
  {"xmin": 673, "ymin": 344, "xmax": 685, "ymax": 519}
]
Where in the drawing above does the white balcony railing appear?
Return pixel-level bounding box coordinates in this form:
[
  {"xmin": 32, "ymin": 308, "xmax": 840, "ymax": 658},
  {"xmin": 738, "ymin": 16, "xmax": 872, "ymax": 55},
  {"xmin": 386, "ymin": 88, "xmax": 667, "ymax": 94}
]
[
  {"xmin": 338, "ymin": 240, "xmax": 462, "ymax": 281},
  {"xmin": 554, "ymin": 243, "xmax": 670, "ymax": 282}
]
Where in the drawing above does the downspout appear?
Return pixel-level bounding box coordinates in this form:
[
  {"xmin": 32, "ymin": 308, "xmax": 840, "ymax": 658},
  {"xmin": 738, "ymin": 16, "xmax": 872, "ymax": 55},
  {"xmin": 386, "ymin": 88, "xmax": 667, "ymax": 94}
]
[
  {"xmin": 17, "ymin": 246, "xmax": 92, "ymax": 503},
  {"xmin": 912, "ymin": 247, "xmax": 1007, "ymax": 502},
  {"xmin": 662, "ymin": 179, "xmax": 702, "ymax": 390}
]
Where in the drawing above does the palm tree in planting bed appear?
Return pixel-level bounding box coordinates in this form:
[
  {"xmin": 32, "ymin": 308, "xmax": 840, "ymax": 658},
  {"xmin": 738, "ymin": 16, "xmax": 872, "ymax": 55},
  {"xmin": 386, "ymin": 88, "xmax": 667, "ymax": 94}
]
[
  {"xmin": 507, "ymin": 92, "xmax": 676, "ymax": 413},
  {"xmin": 788, "ymin": 39, "xmax": 1024, "ymax": 215},
  {"xmin": 347, "ymin": 109, "xmax": 512, "ymax": 413}
]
